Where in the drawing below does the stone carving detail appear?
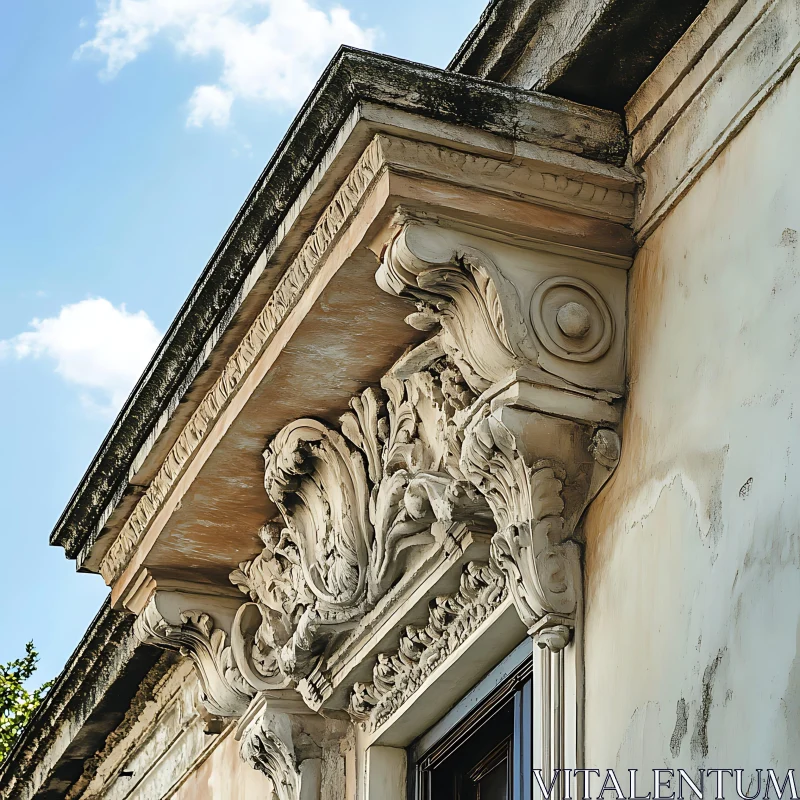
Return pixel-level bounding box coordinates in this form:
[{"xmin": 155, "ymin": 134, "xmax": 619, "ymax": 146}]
[
  {"xmin": 378, "ymin": 222, "xmax": 623, "ymax": 640},
  {"xmin": 460, "ymin": 404, "xmax": 619, "ymax": 634},
  {"xmin": 531, "ymin": 276, "xmax": 613, "ymax": 362},
  {"xmin": 349, "ymin": 561, "xmax": 506, "ymax": 730},
  {"xmin": 377, "ymin": 222, "xmax": 538, "ymax": 394},
  {"xmin": 134, "ymin": 220, "xmax": 623, "ymax": 734},
  {"xmin": 134, "ymin": 600, "xmax": 254, "ymax": 717},
  {"xmin": 228, "ymin": 363, "xmax": 493, "ymax": 691},
  {"xmin": 239, "ymin": 710, "xmax": 300, "ymax": 800}
]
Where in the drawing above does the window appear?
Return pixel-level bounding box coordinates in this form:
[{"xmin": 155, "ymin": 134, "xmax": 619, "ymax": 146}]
[{"xmin": 410, "ymin": 650, "xmax": 532, "ymax": 800}]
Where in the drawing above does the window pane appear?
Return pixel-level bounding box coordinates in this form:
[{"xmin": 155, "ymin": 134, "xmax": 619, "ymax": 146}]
[
  {"xmin": 478, "ymin": 759, "xmax": 509, "ymax": 800},
  {"xmin": 411, "ymin": 656, "xmax": 532, "ymax": 800}
]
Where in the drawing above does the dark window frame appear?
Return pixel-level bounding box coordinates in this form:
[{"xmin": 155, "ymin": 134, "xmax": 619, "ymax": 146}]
[{"xmin": 409, "ymin": 643, "xmax": 533, "ymax": 800}]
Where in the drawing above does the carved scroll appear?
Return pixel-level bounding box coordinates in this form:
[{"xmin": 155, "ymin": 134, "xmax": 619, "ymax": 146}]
[
  {"xmin": 460, "ymin": 405, "xmax": 620, "ymax": 633},
  {"xmin": 377, "ymin": 222, "xmax": 538, "ymax": 393},
  {"xmin": 134, "ymin": 599, "xmax": 254, "ymax": 717}
]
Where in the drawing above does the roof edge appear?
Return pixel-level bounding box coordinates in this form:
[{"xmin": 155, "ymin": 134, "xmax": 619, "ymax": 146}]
[
  {"xmin": 51, "ymin": 46, "xmax": 628, "ymax": 563},
  {"xmin": 448, "ymin": 0, "xmax": 552, "ymax": 80},
  {"xmin": 0, "ymin": 600, "xmax": 161, "ymax": 800}
]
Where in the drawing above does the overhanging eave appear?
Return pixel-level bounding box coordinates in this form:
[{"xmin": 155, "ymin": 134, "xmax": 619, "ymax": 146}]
[{"xmin": 52, "ymin": 46, "xmax": 629, "ymax": 567}]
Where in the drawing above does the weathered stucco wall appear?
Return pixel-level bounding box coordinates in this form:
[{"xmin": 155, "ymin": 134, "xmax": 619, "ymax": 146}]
[
  {"xmin": 170, "ymin": 732, "xmax": 276, "ymax": 800},
  {"xmin": 72, "ymin": 658, "xmax": 275, "ymax": 800},
  {"xmin": 584, "ymin": 45, "xmax": 800, "ymax": 776}
]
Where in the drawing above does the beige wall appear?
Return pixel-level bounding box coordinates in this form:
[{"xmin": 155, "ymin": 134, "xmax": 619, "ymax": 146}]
[
  {"xmin": 171, "ymin": 732, "xmax": 275, "ymax": 800},
  {"xmin": 73, "ymin": 661, "xmax": 275, "ymax": 800},
  {"xmin": 584, "ymin": 47, "xmax": 800, "ymax": 774}
]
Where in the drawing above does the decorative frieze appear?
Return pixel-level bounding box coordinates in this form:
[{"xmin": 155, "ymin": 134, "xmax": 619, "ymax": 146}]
[
  {"xmin": 349, "ymin": 561, "xmax": 506, "ymax": 731},
  {"xmin": 381, "ymin": 136, "xmax": 636, "ymax": 223}
]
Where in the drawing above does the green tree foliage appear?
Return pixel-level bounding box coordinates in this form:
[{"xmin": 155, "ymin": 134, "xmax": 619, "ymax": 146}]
[{"xmin": 0, "ymin": 643, "xmax": 52, "ymax": 763}]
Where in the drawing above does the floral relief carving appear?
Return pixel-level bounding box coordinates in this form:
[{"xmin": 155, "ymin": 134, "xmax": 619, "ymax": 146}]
[
  {"xmin": 349, "ymin": 561, "xmax": 506, "ymax": 730},
  {"xmin": 226, "ymin": 358, "xmax": 494, "ymax": 694}
]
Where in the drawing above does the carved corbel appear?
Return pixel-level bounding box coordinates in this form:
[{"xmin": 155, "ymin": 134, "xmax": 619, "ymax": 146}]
[
  {"xmin": 134, "ymin": 594, "xmax": 255, "ymax": 717},
  {"xmin": 377, "ymin": 220, "xmax": 625, "ymax": 639},
  {"xmin": 460, "ymin": 403, "xmax": 620, "ymax": 635},
  {"xmin": 377, "ymin": 221, "xmax": 537, "ymax": 394},
  {"xmin": 377, "ymin": 220, "xmax": 627, "ymax": 798},
  {"xmin": 237, "ymin": 704, "xmax": 311, "ymax": 800},
  {"xmin": 377, "ymin": 220, "xmax": 625, "ymax": 394}
]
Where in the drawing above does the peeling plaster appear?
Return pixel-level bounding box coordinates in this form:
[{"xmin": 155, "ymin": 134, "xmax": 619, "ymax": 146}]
[
  {"xmin": 669, "ymin": 698, "xmax": 688, "ymax": 758},
  {"xmin": 690, "ymin": 649, "xmax": 725, "ymax": 760}
]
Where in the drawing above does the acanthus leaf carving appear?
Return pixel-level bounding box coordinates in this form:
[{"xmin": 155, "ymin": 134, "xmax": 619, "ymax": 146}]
[
  {"xmin": 134, "ymin": 597, "xmax": 254, "ymax": 717},
  {"xmin": 459, "ymin": 399, "xmax": 620, "ymax": 636},
  {"xmin": 265, "ymin": 420, "xmax": 373, "ymax": 611},
  {"xmin": 238, "ymin": 708, "xmax": 301, "ymax": 800},
  {"xmin": 228, "ymin": 356, "xmax": 493, "ymax": 696}
]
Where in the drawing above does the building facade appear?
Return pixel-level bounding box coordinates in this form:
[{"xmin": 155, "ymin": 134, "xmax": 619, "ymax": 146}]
[{"xmin": 3, "ymin": 0, "xmax": 800, "ymax": 797}]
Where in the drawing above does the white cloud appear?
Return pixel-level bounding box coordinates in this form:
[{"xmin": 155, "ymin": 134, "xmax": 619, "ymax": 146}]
[
  {"xmin": 0, "ymin": 298, "xmax": 162, "ymax": 416},
  {"xmin": 188, "ymin": 84, "xmax": 234, "ymax": 127},
  {"xmin": 78, "ymin": 0, "xmax": 376, "ymax": 126}
]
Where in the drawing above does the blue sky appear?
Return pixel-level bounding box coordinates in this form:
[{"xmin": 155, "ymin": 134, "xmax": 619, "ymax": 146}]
[{"xmin": 0, "ymin": 0, "xmax": 488, "ymax": 683}]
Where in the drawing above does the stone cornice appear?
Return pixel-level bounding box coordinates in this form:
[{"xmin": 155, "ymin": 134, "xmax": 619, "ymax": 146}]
[
  {"xmin": 99, "ymin": 136, "xmax": 385, "ymax": 586},
  {"xmin": 0, "ymin": 601, "xmax": 161, "ymax": 800},
  {"xmin": 52, "ymin": 46, "xmax": 628, "ymax": 565},
  {"xmin": 448, "ymin": 0, "xmax": 551, "ymax": 80},
  {"xmin": 99, "ymin": 134, "xmax": 635, "ymax": 588}
]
